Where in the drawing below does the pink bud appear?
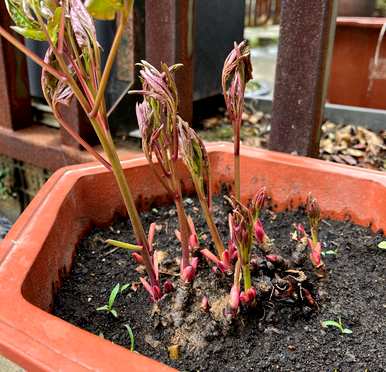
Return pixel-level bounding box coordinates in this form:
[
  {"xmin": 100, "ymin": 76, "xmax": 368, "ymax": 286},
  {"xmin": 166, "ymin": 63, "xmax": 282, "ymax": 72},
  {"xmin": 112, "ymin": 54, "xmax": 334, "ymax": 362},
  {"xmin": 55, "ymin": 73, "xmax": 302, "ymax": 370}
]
[
  {"xmin": 266, "ymin": 254, "xmax": 279, "ymax": 263},
  {"xmin": 140, "ymin": 277, "xmax": 162, "ymax": 302},
  {"xmin": 247, "ymin": 287, "xmax": 256, "ymax": 301},
  {"xmin": 187, "ymin": 216, "xmax": 200, "ymax": 251},
  {"xmin": 252, "ymin": 187, "xmax": 266, "ymax": 217},
  {"xmin": 211, "ymin": 266, "xmax": 219, "ymax": 274},
  {"xmin": 132, "ymin": 252, "xmax": 144, "ymax": 265},
  {"xmin": 181, "ymin": 266, "xmax": 194, "ymax": 283},
  {"xmin": 240, "ymin": 288, "xmax": 256, "ymax": 303},
  {"xmin": 239, "ymin": 291, "xmax": 248, "ymax": 304},
  {"xmin": 181, "ymin": 257, "xmax": 198, "ymax": 283},
  {"xmin": 152, "ymin": 285, "xmax": 162, "ymax": 301},
  {"xmin": 254, "ymin": 220, "xmax": 265, "ymax": 244},
  {"xmin": 297, "ymin": 224, "xmax": 306, "ymax": 237},
  {"xmin": 228, "ymin": 239, "xmax": 236, "ymax": 257},
  {"xmin": 163, "ymin": 280, "xmax": 174, "ymax": 293},
  {"xmin": 201, "ymin": 296, "xmax": 210, "ymax": 312},
  {"xmin": 229, "ymin": 285, "xmax": 240, "ymax": 310},
  {"xmin": 191, "ymin": 257, "xmax": 199, "ymax": 271},
  {"xmin": 222, "ymin": 250, "xmax": 231, "ymax": 270}
]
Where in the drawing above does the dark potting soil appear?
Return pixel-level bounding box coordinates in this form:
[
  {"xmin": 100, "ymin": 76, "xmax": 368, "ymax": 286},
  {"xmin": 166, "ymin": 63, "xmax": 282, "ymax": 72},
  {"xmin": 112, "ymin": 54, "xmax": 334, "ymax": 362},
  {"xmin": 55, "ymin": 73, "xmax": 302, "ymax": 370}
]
[{"xmin": 53, "ymin": 195, "xmax": 386, "ymax": 372}]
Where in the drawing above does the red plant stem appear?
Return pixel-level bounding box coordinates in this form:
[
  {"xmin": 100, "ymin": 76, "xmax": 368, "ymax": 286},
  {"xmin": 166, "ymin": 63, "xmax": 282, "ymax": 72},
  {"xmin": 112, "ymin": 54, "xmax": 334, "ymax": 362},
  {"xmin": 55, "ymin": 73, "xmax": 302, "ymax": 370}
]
[
  {"xmin": 89, "ymin": 3, "xmax": 131, "ymax": 118},
  {"xmin": 52, "ymin": 105, "xmax": 112, "ymax": 170},
  {"xmin": 193, "ymin": 178, "xmax": 225, "ymax": 257},
  {"xmin": 0, "ymin": 26, "xmax": 65, "ymax": 81},
  {"xmin": 234, "ymin": 117, "xmax": 241, "ymax": 201},
  {"xmin": 101, "ymin": 131, "xmax": 158, "ymax": 286},
  {"xmin": 57, "ymin": 4, "xmax": 66, "ymax": 54},
  {"xmin": 36, "ymin": 6, "xmax": 158, "ymax": 289},
  {"xmin": 242, "ymin": 262, "xmax": 252, "ymax": 291},
  {"xmin": 234, "ymin": 259, "xmax": 241, "ymax": 287}
]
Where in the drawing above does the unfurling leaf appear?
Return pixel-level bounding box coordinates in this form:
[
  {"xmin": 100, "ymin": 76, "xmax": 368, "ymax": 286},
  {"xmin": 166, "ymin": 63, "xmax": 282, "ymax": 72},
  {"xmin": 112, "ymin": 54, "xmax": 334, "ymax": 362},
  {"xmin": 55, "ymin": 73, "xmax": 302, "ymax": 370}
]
[
  {"xmin": 47, "ymin": 7, "xmax": 63, "ymax": 45},
  {"xmin": 5, "ymin": 0, "xmax": 46, "ymax": 40},
  {"xmin": 10, "ymin": 26, "xmax": 46, "ymax": 41},
  {"xmin": 178, "ymin": 118, "xmax": 211, "ymax": 199},
  {"xmin": 222, "ymin": 40, "xmax": 252, "ymax": 126},
  {"xmin": 70, "ymin": 0, "xmax": 97, "ymax": 49},
  {"xmin": 41, "ymin": 48, "xmax": 74, "ymax": 108}
]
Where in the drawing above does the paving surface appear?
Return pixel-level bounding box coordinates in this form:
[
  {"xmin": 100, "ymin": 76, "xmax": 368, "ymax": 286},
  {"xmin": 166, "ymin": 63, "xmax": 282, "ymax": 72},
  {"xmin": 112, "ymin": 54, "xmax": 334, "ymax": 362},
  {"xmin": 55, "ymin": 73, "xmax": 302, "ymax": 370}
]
[
  {"xmin": 0, "ymin": 216, "xmax": 12, "ymax": 240},
  {"xmin": 244, "ymin": 26, "xmax": 278, "ymax": 93},
  {"xmin": 0, "ymin": 355, "xmax": 23, "ymax": 372}
]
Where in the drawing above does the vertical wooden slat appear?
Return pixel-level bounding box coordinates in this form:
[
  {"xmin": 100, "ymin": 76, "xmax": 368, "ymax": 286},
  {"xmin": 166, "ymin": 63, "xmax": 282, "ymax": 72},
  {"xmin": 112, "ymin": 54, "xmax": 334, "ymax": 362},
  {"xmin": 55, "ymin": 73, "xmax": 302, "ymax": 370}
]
[
  {"xmin": 145, "ymin": 0, "xmax": 195, "ymax": 123},
  {"xmin": 0, "ymin": 3, "xmax": 32, "ymax": 130}
]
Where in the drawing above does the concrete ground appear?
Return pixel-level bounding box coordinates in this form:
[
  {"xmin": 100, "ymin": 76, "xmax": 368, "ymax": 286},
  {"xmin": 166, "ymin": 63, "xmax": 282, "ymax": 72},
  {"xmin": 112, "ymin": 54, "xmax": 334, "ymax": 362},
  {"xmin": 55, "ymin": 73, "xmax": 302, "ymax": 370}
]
[
  {"xmin": 0, "ymin": 355, "xmax": 23, "ymax": 372},
  {"xmin": 244, "ymin": 25, "xmax": 279, "ymax": 94}
]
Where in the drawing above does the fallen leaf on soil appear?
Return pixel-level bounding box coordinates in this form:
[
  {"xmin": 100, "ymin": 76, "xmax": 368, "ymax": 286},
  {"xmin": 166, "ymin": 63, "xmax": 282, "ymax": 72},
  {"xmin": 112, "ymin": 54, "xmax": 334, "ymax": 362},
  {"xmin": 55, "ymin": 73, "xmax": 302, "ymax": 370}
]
[{"xmin": 168, "ymin": 345, "xmax": 180, "ymax": 360}]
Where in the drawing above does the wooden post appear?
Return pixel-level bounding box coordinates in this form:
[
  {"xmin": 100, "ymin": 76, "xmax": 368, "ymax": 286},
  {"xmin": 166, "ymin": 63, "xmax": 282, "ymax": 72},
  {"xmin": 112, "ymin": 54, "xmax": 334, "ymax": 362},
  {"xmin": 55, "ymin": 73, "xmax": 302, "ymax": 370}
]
[
  {"xmin": 0, "ymin": 4, "xmax": 32, "ymax": 130},
  {"xmin": 270, "ymin": 0, "xmax": 337, "ymax": 157}
]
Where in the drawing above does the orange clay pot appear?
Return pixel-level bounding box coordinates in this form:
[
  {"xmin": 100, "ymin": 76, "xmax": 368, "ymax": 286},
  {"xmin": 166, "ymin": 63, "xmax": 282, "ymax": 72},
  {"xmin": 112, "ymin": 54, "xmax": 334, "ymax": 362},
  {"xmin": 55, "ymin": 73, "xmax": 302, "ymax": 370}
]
[{"xmin": 0, "ymin": 143, "xmax": 385, "ymax": 371}]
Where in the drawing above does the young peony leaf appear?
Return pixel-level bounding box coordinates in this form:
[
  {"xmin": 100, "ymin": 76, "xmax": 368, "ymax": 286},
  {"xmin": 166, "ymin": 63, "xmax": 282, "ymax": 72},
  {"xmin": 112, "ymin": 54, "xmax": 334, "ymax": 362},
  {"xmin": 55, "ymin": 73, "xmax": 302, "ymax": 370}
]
[
  {"xmin": 85, "ymin": 0, "xmax": 124, "ymax": 20},
  {"xmin": 47, "ymin": 7, "xmax": 63, "ymax": 45},
  {"xmin": 120, "ymin": 283, "xmax": 130, "ymax": 293},
  {"xmin": 378, "ymin": 241, "xmax": 386, "ymax": 250},
  {"xmin": 321, "ymin": 320, "xmax": 342, "ymax": 329},
  {"xmin": 41, "ymin": 48, "xmax": 74, "ymax": 107},
  {"xmin": 10, "ymin": 26, "xmax": 46, "ymax": 41},
  {"xmin": 108, "ymin": 283, "xmax": 121, "ymax": 308},
  {"xmin": 342, "ymin": 328, "xmax": 353, "ymax": 334},
  {"xmin": 5, "ymin": 0, "xmax": 46, "ymax": 40},
  {"xmin": 123, "ymin": 324, "xmax": 135, "ymax": 351},
  {"xmin": 70, "ymin": 0, "xmax": 97, "ymax": 49},
  {"xmin": 105, "ymin": 239, "xmax": 143, "ymax": 251}
]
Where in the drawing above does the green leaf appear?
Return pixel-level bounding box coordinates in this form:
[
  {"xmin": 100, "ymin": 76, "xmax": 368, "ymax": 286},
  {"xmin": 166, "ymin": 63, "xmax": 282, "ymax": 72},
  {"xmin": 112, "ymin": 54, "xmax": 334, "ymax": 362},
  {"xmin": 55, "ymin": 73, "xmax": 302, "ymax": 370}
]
[
  {"xmin": 110, "ymin": 309, "xmax": 118, "ymax": 318},
  {"xmin": 322, "ymin": 320, "xmax": 342, "ymax": 331},
  {"xmin": 5, "ymin": 0, "xmax": 48, "ymax": 41},
  {"xmin": 342, "ymin": 328, "xmax": 353, "ymax": 334},
  {"xmin": 85, "ymin": 0, "xmax": 124, "ymax": 20},
  {"xmin": 321, "ymin": 250, "xmax": 338, "ymax": 257},
  {"xmin": 106, "ymin": 239, "xmax": 143, "ymax": 251},
  {"xmin": 124, "ymin": 324, "xmax": 135, "ymax": 351},
  {"xmin": 108, "ymin": 283, "xmax": 121, "ymax": 309},
  {"xmin": 96, "ymin": 305, "xmax": 109, "ymax": 312},
  {"xmin": 47, "ymin": 7, "xmax": 62, "ymax": 45},
  {"xmin": 10, "ymin": 26, "xmax": 46, "ymax": 41},
  {"xmin": 378, "ymin": 241, "xmax": 386, "ymax": 250},
  {"xmin": 120, "ymin": 283, "xmax": 130, "ymax": 294}
]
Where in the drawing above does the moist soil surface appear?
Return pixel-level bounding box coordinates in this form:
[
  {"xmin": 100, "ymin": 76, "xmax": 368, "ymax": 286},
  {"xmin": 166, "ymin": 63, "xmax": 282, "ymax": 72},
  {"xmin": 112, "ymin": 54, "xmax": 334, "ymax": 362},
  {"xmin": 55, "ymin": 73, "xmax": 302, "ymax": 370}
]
[{"xmin": 53, "ymin": 195, "xmax": 386, "ymax": 371}]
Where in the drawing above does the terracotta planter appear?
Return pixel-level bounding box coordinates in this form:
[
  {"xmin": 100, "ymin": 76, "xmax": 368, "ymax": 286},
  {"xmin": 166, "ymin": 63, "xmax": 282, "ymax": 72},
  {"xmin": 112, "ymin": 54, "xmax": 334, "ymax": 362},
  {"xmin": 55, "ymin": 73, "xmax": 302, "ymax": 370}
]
[
  {"xmin": 0, "ymin": 143, "xmax": 385, "ymax": 371},
  {"xmin": 338, "ymin": 0, "xmax": 376, "ymax": 17},
  {"xmin": 328, "ymin": 17, "xmax": 386, "ymax": 109}
]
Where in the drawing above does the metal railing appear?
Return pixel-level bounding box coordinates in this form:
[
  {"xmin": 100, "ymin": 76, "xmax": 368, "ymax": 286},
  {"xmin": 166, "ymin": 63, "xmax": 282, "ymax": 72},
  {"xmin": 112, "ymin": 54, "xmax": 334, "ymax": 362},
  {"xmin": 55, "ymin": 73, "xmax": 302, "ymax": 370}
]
[{"xmin": 245, "ymin": 0, "xmax": 281, "ymax": 27}]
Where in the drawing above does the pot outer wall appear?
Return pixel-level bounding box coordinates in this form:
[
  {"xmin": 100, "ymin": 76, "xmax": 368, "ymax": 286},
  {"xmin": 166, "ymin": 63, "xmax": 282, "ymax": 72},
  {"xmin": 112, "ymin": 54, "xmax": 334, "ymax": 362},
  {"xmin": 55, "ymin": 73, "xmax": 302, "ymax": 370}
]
[
  {"xmin": 0, "ymin": 143, "xmax": 385, "ymax": 371},
  {"xmin": 338, "ymin": 0, "xmax": 376, "ymax": 17},
  {"xmin": 328, "ymin": 17, "xmax": 386, "ymax": 109}
]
